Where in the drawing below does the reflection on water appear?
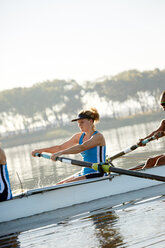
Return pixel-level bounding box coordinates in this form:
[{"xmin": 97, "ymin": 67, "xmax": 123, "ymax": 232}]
[
  {"xmin": 118, "ymin": 195, "xmax": 165, "ymax": 247},
  {"xmin": 0, "ymin": 233, "xmax": 20, "ymax": 248},
  {"xmin": 1, "ymin": 195, "xmax": 165, "ymax": 248},
  {"xmin": 85, "ymin": 211, "xmax": 124, "ymax": 248},
  {"xmin": 5, "ymin": 121, "xmax": 165, "ymax": 192}
]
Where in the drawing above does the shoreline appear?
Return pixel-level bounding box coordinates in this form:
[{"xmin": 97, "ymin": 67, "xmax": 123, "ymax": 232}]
[{"xmin": 1, "ymin": 111, "xmax": 164, "ymax": 149}]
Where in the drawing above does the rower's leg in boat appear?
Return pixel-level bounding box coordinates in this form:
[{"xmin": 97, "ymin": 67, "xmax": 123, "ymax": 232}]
[
  {"xmin": 154, "ymin": 155, "xmax": 165, "ymax": 167},
  {"xmin": 142, "ymin": 155, "xmax": 164, "ymax": 169},
  {"xmin": 56, "ymin": 175, "xmax": 86, "ymax": 184},
  {"xmin": 56, "ymin": 172, "xmax": 104, "ymax": 184},
  {"xmin": 129, "ymin": 164, "xmax": 145, "ymax": 170}
]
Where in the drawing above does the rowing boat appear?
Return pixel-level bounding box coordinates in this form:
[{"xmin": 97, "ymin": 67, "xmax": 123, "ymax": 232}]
[{"xmin": 0, "ymin": 164, "xmax": 165, "ymax": 223}]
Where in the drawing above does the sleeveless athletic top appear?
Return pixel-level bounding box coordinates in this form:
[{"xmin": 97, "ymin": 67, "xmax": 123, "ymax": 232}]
[
  {"xmin": 0, "ymin": 164, "xmax": 12, "ymax": 202},
  {"xmin": 79, "ymin": 131, "xmax": 106, "ymax": 175}
]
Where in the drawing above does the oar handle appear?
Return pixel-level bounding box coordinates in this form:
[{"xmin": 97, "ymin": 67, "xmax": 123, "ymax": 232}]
[
  {"xmin": 34, "ymin": 153, "xmax": 92, "ymax": 168},
  {"xmin": 139, "ymin": 131, "xmax": 163, "ymax": 145},
  {"xmin": 141, "ymin": 135, "xmax": 155, "ymax": 145},
  {"xmin": 35, "ymin": 153, "xmax": 51, "ymax": 159}
]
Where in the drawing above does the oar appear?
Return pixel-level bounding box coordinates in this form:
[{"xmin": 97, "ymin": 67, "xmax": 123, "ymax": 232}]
[
  {"xmin": 109, "ymin": 135, "xmax": 159, "ymax": 161},
  {"xmin": 35, "ymin": 153, "xmax": 165, "ymax": 182}
]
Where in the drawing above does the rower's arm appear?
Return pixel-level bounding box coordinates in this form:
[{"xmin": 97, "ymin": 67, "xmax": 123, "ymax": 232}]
[
  {"xmin": 138, "ymin": 120, "xmax": 165, "ymax": 145},
  {"xmin": 145, "ymin": 120, "xmax": 165, "ymax": 138},
  {"xmin": 32, "ymin": 133, "xmax": 80, "ymax": 155},
  {"xmin": 51, "ymin": 133, "xmax": 105, "ymax": 157}
]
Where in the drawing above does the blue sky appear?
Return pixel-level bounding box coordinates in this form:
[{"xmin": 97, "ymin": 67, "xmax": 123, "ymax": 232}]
[{"xmin": 0, "ymin": 0, "xmax": 165, "ymax": 91}]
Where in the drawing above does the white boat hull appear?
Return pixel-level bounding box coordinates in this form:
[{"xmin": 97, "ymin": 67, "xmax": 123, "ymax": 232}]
[{"xmin": 0, "ymin": 165, "xmax": 165, "ymax": 223}]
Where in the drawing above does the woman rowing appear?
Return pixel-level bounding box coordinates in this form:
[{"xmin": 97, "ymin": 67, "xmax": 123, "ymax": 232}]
[
  {"xmin": 32, "ymin": 107, "xmax": 106, "ymax": 183},
  {"xmin": 138, "ymin": 90, "xmax": 165, "ymax": 169}
]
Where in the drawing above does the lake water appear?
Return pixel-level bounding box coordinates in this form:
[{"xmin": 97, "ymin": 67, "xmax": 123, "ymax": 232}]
[{"xmin": 1, "ymin": 121, "xmax": 165, "ymax": 247}]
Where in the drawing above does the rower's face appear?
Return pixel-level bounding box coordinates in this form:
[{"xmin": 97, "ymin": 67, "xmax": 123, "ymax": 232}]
[{"xmin": 77, "ymin": 119, "xmax": 92, "ymax": 131}]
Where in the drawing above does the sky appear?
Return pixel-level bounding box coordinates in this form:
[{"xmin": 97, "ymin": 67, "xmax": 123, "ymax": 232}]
[{"xmin": 0, "ymin": 0, "xmax": 165, "ymax": 91}]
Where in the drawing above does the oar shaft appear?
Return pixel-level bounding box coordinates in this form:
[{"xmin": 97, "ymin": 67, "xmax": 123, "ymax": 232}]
[
  {"xmin": 109, "ymin": 135, "xmax": 156, "ymax": 161},
  {"xmin": 57, "ymin": 157, "xmax": 92, "ymax": 168},
  {"xmin": 92, "ymin": 163, "xmax": 165, "ymax": 182},
  {"xmin": 109, "ymin": 145, "xmax": 137, "ymax": 160},
  {"xmin": 108, "ymin": 166, "xmax": 165, "ymax": 182}
]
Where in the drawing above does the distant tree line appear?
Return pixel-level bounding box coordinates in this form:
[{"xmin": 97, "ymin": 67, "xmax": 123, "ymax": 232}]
[{"xmin": 0, "ymin": 68, "xmax": 164, "ymax": 134}]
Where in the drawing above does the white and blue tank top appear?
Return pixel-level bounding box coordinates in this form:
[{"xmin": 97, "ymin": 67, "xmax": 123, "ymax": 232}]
[
  {"xmin": 79, "ymin": 131, "xmax": 106, "ymax": 175},
  {"xmin": 0, "ymin": 164, "xmax": 12, "ymax": 202}
]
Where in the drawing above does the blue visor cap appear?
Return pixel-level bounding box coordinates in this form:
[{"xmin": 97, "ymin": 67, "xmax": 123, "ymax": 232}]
[{"xmin": 71, "ymin": 113, "xmax": 94, "ymax": 122}]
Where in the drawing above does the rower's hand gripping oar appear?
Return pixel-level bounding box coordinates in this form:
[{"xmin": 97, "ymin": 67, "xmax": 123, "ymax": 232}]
[
  {"xmin": 35, "ymin": 153, "xmax": 165, "ymax": 183},
  {"xmin": 109, "ymin": 134, "xmax": 162, "ymax": 161},
  {"xmin": 35, "ymin": 152, "xmax": 92, "ymax": 167}
]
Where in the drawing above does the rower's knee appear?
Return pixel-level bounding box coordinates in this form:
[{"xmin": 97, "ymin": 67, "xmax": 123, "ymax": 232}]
[
  {"xmin": 0, "ymin": 148, "xmax": 6, "ymax": 165},
  {"xmin": 155, "ymin": 155, "xmax": 165, "ymax": 167},
  {"xmin": 144, "ymin": 155, "xmax": 164, "ymax": 169},
  {"xmin": 144, "ymin": 157, "xmax": 156, "ymax": 168}
]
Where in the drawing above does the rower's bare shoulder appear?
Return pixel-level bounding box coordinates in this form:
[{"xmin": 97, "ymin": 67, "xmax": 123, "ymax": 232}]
[
  {"xmin": 96, "ymin": 132, "xmax": 104, "ymax": 138},
  {"xmin": 95, "ymin": 132, "xmax": 106, "ymax": 145}
]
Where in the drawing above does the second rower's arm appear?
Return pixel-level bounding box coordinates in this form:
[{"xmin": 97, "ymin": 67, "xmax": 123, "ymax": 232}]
[{"xmin": 138, "ymin": 120, "xmax": 165, "ymax": 145}]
